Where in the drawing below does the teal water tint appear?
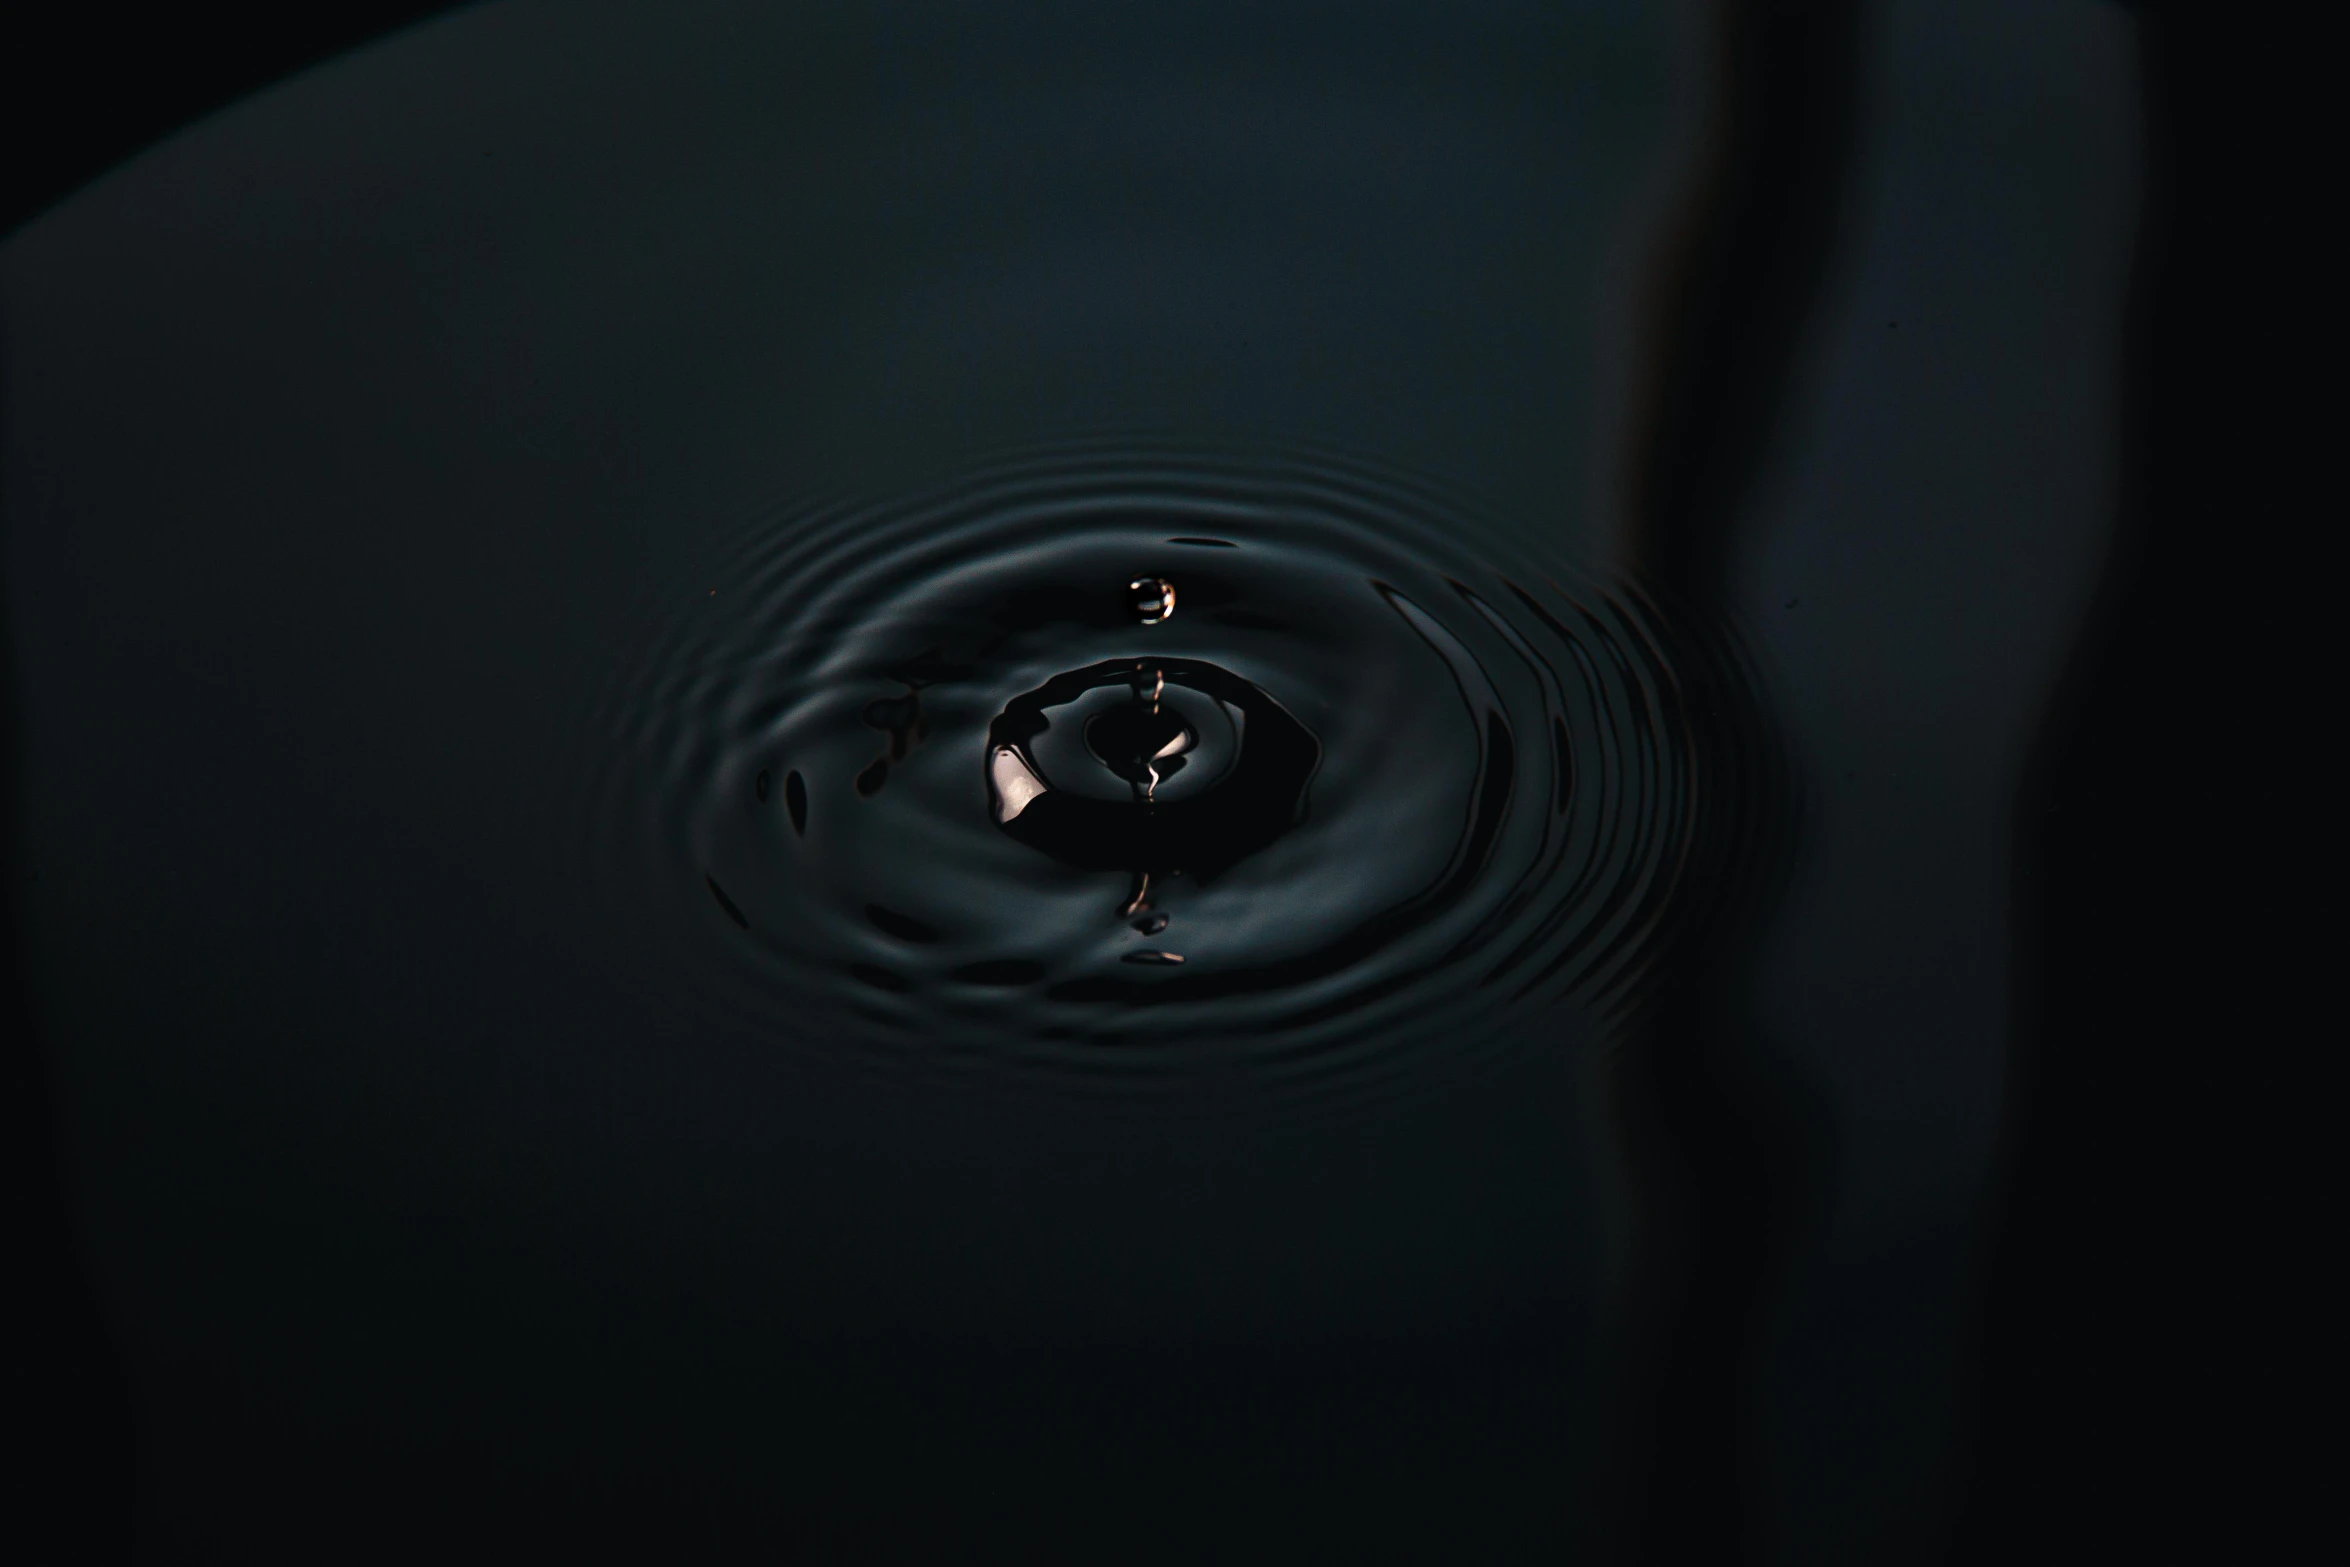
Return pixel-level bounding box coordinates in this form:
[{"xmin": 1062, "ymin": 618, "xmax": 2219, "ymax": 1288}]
[{"xmin": 576, "ymin": 440, "xmax": 1776, "ymax": 1108}]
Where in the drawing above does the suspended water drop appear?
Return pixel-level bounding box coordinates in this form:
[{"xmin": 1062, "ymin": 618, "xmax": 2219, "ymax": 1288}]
[{"xmin": 1129, "ymin": 575, "xmax": 1176, "ymax": 624}]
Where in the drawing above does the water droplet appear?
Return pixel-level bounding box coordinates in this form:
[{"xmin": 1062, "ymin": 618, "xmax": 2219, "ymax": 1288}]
[
  {"xmin": 1128, "ymin": 575, "xmax": 1176, "ymax": 624},
  {"xmin": 1123, "ymin": 950, "xmax": 1186, "ymax": 966},
  {"xmin": 1131, "ymin": 912, "xmax": 1169, "ymax": 936}
]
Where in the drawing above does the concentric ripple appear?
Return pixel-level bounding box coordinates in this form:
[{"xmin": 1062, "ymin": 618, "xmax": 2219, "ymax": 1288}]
[{"xmin": 575, "ymin": 441, "xmax": 1781, "ymax": 1100}]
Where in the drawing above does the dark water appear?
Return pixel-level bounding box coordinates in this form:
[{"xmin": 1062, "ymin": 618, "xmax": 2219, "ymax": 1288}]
[
  {"xmin": 1, "ymin": 1, "xmax": 2162, "ymax": 1560},
  {"xmin": 584, "ymin": 440, "xmax": 1769, "ymax": 1102}
]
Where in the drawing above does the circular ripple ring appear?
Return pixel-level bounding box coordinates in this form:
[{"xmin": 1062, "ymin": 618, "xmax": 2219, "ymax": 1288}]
[{"xmin": 573, "ymin": 439, "xmax": 1782, "ymax": 1106}]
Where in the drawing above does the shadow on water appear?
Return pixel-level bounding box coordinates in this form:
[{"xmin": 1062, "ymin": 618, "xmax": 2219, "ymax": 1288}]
[
  {"xmin": 7, "ymin": 12, "xmax": 489, "ymax": 1557},
  {"xmin": 0, "ymin": 520, "xmax": 138, "ymax": 1560},
  {"xmin": 1587, "ymin": 1, "xmax": 1857, "ymax": 1561},
  {"xmin": 1953, "ymin": 9, "xmax": 2311, "ymax": 1560}
]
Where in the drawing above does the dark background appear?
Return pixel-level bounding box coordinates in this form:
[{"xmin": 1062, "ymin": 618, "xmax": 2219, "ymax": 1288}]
[
  {"xmin": 3, "ymin": 2, "xmax": 2311, "ymax": 1562},
  {"xmin": 6, "ymin": 9, "xmax": 475, "ymax": 1562}
]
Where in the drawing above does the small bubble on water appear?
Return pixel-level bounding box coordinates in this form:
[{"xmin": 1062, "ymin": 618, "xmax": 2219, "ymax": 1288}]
[{"xmin": 1131, "ymin": 912, "xmax": 1169, "ymax": 936}]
